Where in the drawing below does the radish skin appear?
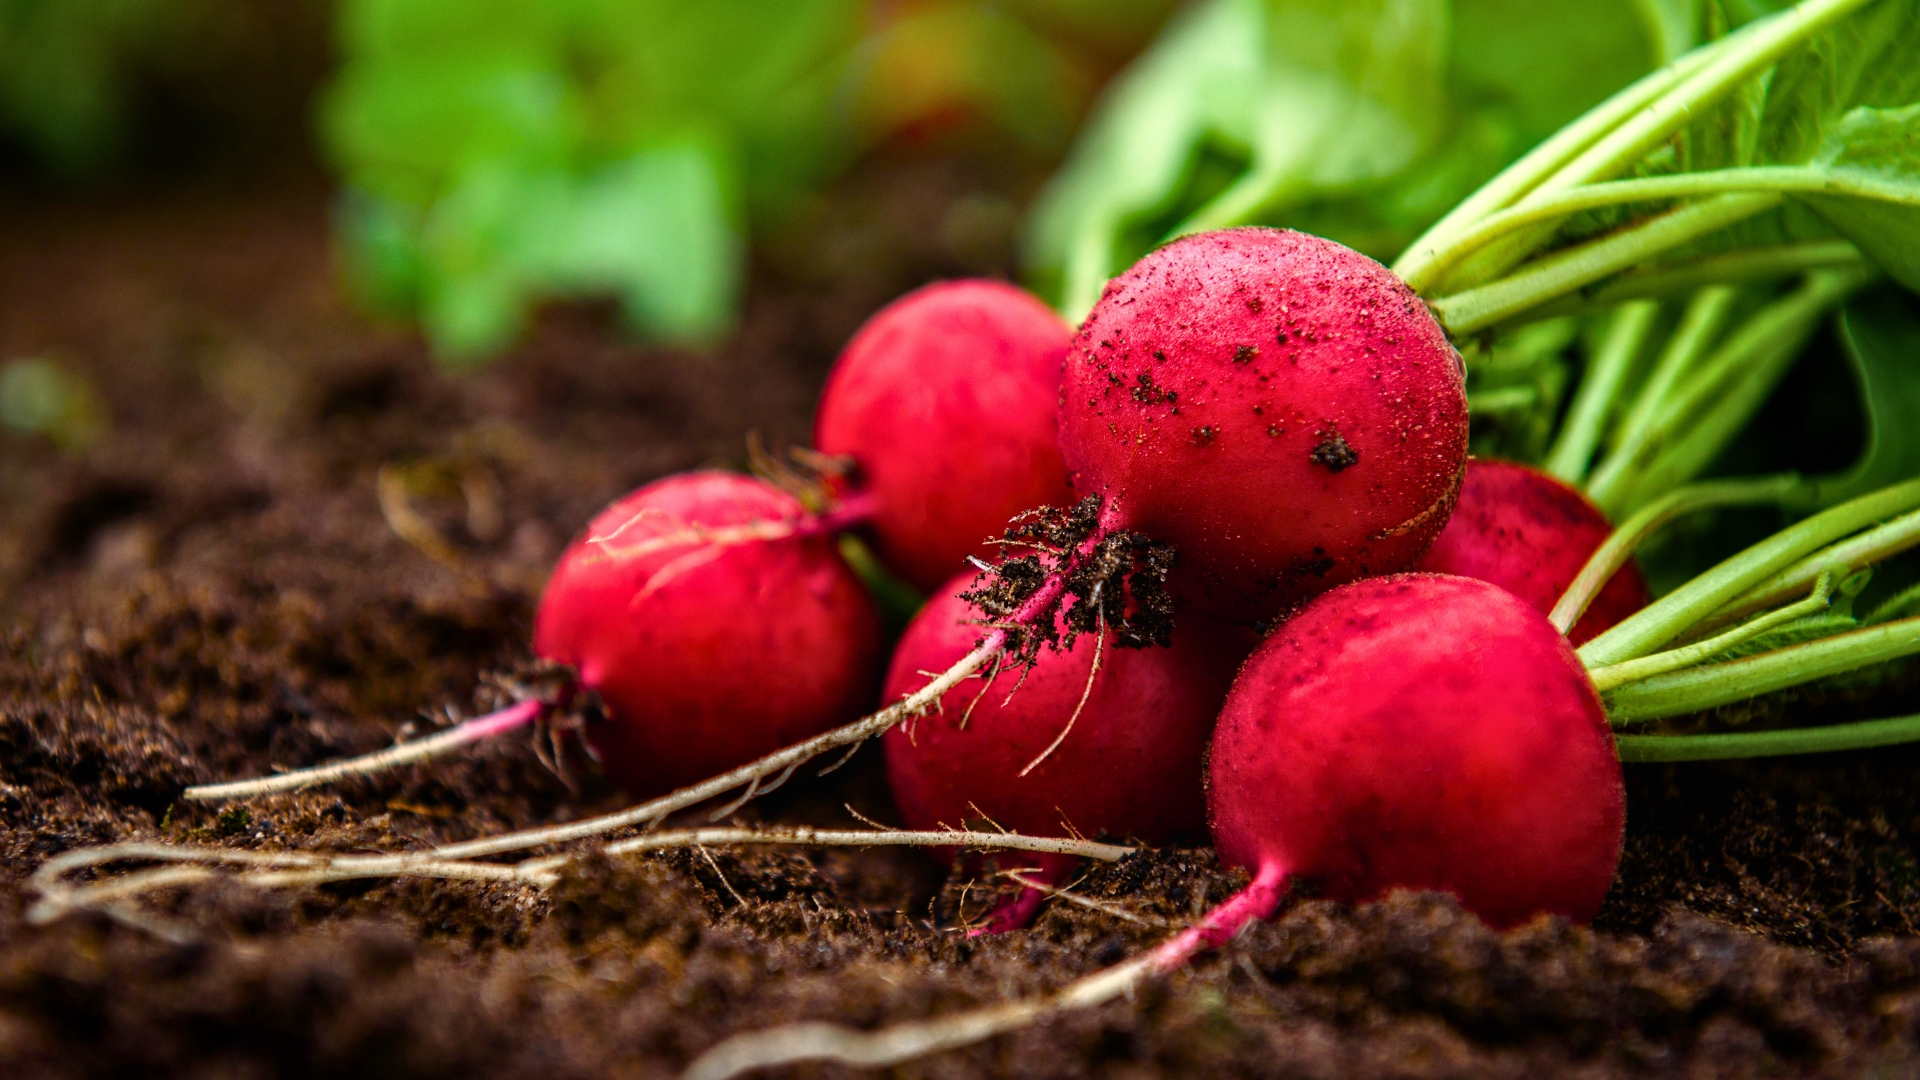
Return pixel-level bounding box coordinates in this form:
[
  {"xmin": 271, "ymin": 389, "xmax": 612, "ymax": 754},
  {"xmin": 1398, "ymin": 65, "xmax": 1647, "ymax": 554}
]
[
  {"xmin": 1418, "ymin": 459, "xmax": 1651, "ymax": 644},
  {"xmin": 816, "ymin": 280, "xmax": 1076, "ymax": 590},
  {"xmin": 1058, "ymin": 228, "xmax": 1469, "ymax": 624},
  {"xmin": 534, "ymin": 471, "xmax": 882, "ymax": 797},
  {"xmin": 1210, "ymin": 573, "xmax": 1624, "ymax": 927},
  {"xmin": 883, "ymin": 572, "xmax": 1246, "ymax": 929}
]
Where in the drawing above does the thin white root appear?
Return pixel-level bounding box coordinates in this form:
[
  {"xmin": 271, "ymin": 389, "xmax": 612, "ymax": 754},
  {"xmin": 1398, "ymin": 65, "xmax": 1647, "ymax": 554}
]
[
  {"xmin": 426, "ymin": 638, "xmax": 1006, "ymax": 862},
  {"xmin": 682, "ymin": 951, "xmax": 1161, "ymax": 1080},
  {"xmin": 1002, "ymin": 870, "xmax": 1173, "ymax": 928},
  {"xmin": 29, "ymin": 827, "xmax": 1133, "ymax": 927},
  {"xmin": 1019, "ymin": 605, "xmax": 1104, "ymax": 776},
  {"xmin": 184, "ymin": 698, "xmax": 548, "ymax": 802},
  {"xmin": 679, "ymin": 863, "xmax": 1291, "ymax": 1080}
]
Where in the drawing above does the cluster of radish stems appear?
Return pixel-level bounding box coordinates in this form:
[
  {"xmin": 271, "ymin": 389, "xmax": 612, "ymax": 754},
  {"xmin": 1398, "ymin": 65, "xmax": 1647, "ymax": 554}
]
[{"xmin": 29, "ymin": 0, "xmax": 1920, "ymax": 1075}]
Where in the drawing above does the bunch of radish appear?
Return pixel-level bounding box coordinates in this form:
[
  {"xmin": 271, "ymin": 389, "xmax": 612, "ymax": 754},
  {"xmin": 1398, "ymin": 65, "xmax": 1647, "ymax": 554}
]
[
  {"xmin": 187, "ymin": 225, "xmax": 1653, "ymax": 923},
  {"xmin": 68, "ymin": 3, "xmax": 1920, "ymax": 1074}
]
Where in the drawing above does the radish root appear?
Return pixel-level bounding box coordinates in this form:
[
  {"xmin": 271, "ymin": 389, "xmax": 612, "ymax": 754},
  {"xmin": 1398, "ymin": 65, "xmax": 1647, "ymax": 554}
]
[
  {"xmin": 680, "ymin": 864, "xmax": 1288, "ymax": 1080},
  {"xmin": 184, "ymin": 698, "xmax": 552, "ymax": 802},
  {"xmin": 30, "ymin": 827, "xmax": 1136, "ymax": 932}
]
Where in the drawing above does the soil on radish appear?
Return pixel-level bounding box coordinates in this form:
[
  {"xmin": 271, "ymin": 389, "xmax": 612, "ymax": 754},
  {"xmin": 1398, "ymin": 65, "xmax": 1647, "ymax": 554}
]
[{"xmin": 2, "ymin": 167, "xmax": 1920, "ymax": 1079}]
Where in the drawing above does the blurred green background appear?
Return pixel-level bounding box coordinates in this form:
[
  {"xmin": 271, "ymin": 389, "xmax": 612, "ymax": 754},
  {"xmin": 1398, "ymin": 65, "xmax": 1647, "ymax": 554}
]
[{"xmin": 0, "ymin": 0, "xmax": 1713, "ymax": 365}]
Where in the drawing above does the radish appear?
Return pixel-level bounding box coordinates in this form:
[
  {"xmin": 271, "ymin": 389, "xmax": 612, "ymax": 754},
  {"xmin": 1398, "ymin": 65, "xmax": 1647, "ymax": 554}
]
[
  {"xmin": 531, "ymin": 471, "xmax": 883, "ymax": 796},
  {"xmin": 881, "ymin": 571, "xmax": 1246, "ymax": 930},
  {"xmin": 1054, "ymin": 227, "xmax": 1469, "ymax": 626},
  {"xmin": 1417, "ymin": 459, "xmax": 1651, "ymax": 645},
  {"xmin": 187, "ymin": 470, "xmax": 882, "ymax": 801},
  {"xmin": 815, "ymin": 279, "xmax": 1076, "ymax": 591},
  {"xmin": 1208, "ymin": 573, "xmax": 1624, "ymax": 928}
]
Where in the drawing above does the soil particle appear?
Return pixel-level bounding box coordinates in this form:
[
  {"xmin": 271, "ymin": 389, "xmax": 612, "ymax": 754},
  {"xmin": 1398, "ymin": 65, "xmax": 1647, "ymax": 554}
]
[{"xmin": 1, "ymin": 167, "xmax": 1920, "ymax": 1078}]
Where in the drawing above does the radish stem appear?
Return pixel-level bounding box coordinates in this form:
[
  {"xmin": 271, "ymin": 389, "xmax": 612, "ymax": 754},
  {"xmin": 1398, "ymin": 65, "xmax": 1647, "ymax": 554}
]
[
  {"xmin": 1393, "ymin": 31, "xmax": 1737, "ymax": 288},
  {"xmin": 1550, "ymin": 474, "xmax": 1803, "ymax": 635},
  {"xmin": 1586, "ymin": 572, "xmax": 1835, "ymax": 693},
  {"xmin": 1546, "ymin": 241, "xmax": 1866, "ymax": 313},
  {"xmin": 1585, "ymin": 286, "xmax": 1738, "ymax": 510},
  {"xmin": 1617, "ymin": 714, "xmax": 1920, "ymax": 760},
  {"xmin": 1594, "ymin": 269, "xmax": 1870, "ymax": 513},
  {"xmin": 1703, "ymin": 507, "xmax": 1920, "ymax": 630},
  {"xmin": 1578, "ymin": 478, "xmax": 1920, "ymax": 668},
  {"xmin": 1604, "ymin": 615, "xmax": 1920, "ymax": 723},
  {"xmin": 1545, "ymin": 300, "xmax": 1658, "ymax": 484},
  {"xmin": 1410, "ymin": 168, "xmax": 1912, "ymax": 294},
  {"xmin": 1429, "ymin": 193, "xmax": 1783, "ymax": 335}
]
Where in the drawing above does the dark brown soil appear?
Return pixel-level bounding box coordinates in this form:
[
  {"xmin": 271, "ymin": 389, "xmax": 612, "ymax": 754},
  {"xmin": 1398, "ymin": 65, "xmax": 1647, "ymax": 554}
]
[{"xmin": 4, "ymin": 162, "xmax": 1920, "ymax": 1080}]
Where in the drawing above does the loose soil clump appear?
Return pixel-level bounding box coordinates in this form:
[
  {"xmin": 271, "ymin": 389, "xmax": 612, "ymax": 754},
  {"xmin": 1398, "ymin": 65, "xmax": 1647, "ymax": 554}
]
[{"xmin": 2, "ymin": 166, "xmax": 1920, "ymax": 1078}]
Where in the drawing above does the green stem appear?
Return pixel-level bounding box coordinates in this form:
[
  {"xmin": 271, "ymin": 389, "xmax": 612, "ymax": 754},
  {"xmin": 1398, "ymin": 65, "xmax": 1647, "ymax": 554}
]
[
  {"xmin": 1586, "ymin": 286, "xmax": 1738, "ymax": 512},
  {"xmin": 1532, "ymin": 0, "xmax": 1873, "ymax": 200},
  {"xmin": 1412, "ymin": 167, "xmax": 1912, "ymax": 292},
  {"xmin": 1545, "ymin": 301, "xmax": 1659, "ymax": 484},
  {"xmin": 1416, "ymin": 0, "xmax": 1871, "ymax": 297},
  {"xmin": 1061, "ymin": 219, "xmax": 1119, "ymax": 325},
  {"xmin": 1467, "ymin": 385, "xmax": 1539, "ymax": 415},
  {"xmin": 1392, "ymin": 30, "xmax": 1740, "ymax": 289},
  {"xmin": 1615, "ymin": 714, "xmax": 1920, "ymax": 760},
  {"xmin": 1429, "ymin": 193, "xmax": 1782, "ymax": 335},
  {"xmin": 1519, "ymin": 241, "xmax": 1867, "ymax": 320},
  {"xmin": 1704, "ymin": 506, "xmax": 1920, "ymax": 629},
  {"xmin": 1600, "ymin": 269, "xmax": 1866, "ymax": 513},
  {"xmin": 1168, "ymin": 166, "xmax": 1297, "ymax": 241},
  {"xmin": 1587, "ymin": 572, "xmax": 1834, "ymax": 693},
  {"xmin": 1604, "ymin": 615, "xmax": 1920, "ymax": 723},
  {"xmin": 1550, "ymin": 474, "xmax": 1803, "ymax": 634},
  {"xmin": 1577, "ymin": 477, "xmax": 1920, "ymax": 668}
]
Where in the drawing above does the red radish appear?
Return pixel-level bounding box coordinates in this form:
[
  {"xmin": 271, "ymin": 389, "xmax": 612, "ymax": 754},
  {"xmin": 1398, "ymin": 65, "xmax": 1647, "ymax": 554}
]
[
  {"xmin": 882, "ymin": 572, "xmax": 1247, "ymax": 928},
  {"xmin": 1210, "ymin": 573, "xmax": 1624, "ymax": 927},
  {"xmin": 1417, "ymin": 459, "xmax": 1651, "ymax": 645},
  {"xmin": 815, "ymin": 279, "xmax": 1076, "ymax": 591},
  {"xmin": 533, "ymin": 471, "xmax": 882, "ymax": 797},
  {"xmin": 1056, "ymin": 228, "xmax": 1468, "ymax": 625}
]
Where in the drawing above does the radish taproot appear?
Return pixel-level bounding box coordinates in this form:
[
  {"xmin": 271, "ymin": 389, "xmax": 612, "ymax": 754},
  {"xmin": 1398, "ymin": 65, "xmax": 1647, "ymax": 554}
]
[
  {"xmin": 1054, "ymin": 227, "xmax": 1469, "ymax": 625},
  {"xmin": 882, "ymin": 571, "xmax": 1247, "ymax": 929},
  {"xmin": 815, "ymin": 279, "xmax": 1076, "ymax": 591},
  {"xmin": 1417, "ymin": 459, "xmax": 1651, "ymax": 644}
]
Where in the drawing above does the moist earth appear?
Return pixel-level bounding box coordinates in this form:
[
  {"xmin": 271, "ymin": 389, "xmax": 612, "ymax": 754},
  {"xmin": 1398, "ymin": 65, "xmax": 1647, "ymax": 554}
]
[{"xmin": 2, "ymin": 165, "xmax": 1920, "ymax": 1079}]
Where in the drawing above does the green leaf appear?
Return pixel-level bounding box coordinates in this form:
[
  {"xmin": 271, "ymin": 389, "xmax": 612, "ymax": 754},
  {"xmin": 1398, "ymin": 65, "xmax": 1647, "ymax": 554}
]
[
  {"xmin": 557, "ymin": 144, "xmax": 740, "ymax": 344},
  {"xmin": 1026, "ymin": 0, "xmax": 1665, "ymax": 318},
  {"xmin": 1794, "ymin": 285, "xmax": 1920, "ymax": 506},
  {"xmin": 1705, "ymin": 611, "xmax": 1860, "ymax": 661},
  {"xmin": 1798, "ymin": 104, "xmax": 1920, "ymax": 289},
  {"xmin": 1024, "ymin": 0, "xmax": 1266, "ymax": 318},
  {"xmin": 324, "ymin": 0, "xmax": 864, "ymax": 362},
  {"xmin": 1419, "ymin": 0, "xmax": 1920, "ymax": 316}
]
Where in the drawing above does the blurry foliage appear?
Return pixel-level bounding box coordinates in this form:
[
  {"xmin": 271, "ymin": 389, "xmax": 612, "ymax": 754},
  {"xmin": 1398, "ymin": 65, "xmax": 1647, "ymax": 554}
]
[
  {"xmin": 0, "ymin": 0, "xmax": 164, "ymax": 171},
  {"xmin": 325, "ymin": 0, "xmax": 1176, "ymax": 364},
  {"xmin": 0, "ymin": 357, "xmax": 105, "ymax": 452},
  {"xmin": 0, "ymin": 0, "xmax": 328, "ymax": 174},
  {"xmin": 1025, "ymin": 0, "xmax": 1799, "ymax": 319}
]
